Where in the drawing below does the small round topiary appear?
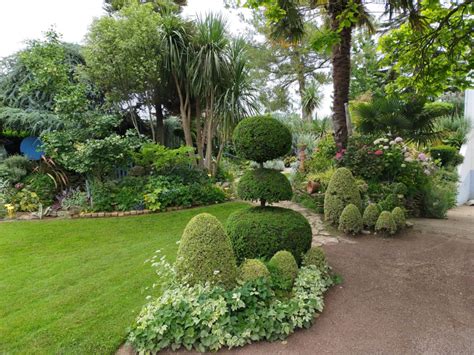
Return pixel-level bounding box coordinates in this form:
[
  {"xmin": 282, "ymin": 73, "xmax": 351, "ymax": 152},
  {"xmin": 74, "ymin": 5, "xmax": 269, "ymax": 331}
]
[
  {"xmin": 338, "ymin": 204, "xmax": 363, "ymax": 235},
  {"xmin": 226, "ymin": 206, "xmax": 312, "ymax": 265},
  {"xmin": 363, "ymin": 203, "xmax": 381, "ymax": 230},
  {"xmin": 237, "ymin": 168, "xmax": 292, "ymax": 206},
  {"xmin": 175, "ymin": 213, "xmax": 237, "ymax": 288},
  {"xmin": 392, "ymin": 207, "xmax": 406, "ymax": 230},
  {"xmin": 233, "ymin": 115, "xmax": 292, "ymax": 163},
  {"xmin": 375, "ymin": 211, "xmax": 397, "ymax": 236},
  {"xmin": 324, "ymin": 168, "xmax": 362, "ymax": 225},
  {"xmin": 238, "ymin": 259, "xmax": 270, "ymax": 282},
  {"xmin": 268, "ymin": 250, "xmax": 298, "ymax": 291},
  {"xmin": 378, "ymin": 193, "xmax": 402, "ymax": 212},
  {"xmin": 302, "ymin": 246, "xmax": 328, "ymax": 273}
]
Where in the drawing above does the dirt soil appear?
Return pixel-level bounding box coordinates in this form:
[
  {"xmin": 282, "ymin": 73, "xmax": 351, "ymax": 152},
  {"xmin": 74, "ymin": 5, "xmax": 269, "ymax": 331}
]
[{"xmin": 121, "ymin": 206, "xmax": 474, "ymax": 355}]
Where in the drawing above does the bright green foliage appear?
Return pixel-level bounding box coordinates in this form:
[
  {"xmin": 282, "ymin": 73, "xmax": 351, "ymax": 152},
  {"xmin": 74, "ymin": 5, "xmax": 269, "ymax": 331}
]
[
  {"xmin": 363, "ymin": 203, "xmax": 380, "ymax": 229},
  {"xmin": 237, "ymin": 168, "xmax": 292, "ymax": 204},
  {"xmin": 302, "ymin": 246, "xmax": 327, "ymax": 273},
  {"xmin": 375, "ymin": 211, "xmax": 397, "ymax": 235},
  {"xmin": 176, "ymin": 213, "xmax": 237, "ymax": 288},
  {"xmin": 392, "ymin": 207, "xmax": 406, "ymax": 230},
  {"xmin": 430, "ymin": 145, "xmax": 463, "ymax": 167},
  {"xmin": 268, "ymin": 250, "xmax": 298, "ymax": 291},
  {"xmin": 239, "ymin": 259, "xmax": 270, "ymax": 282},
  {"xmin": 133, "ymin": 143, "xmax": 194, "ymax": 174},
  {"xmin": 324, "ymin": 168, "xmax": 361, "ymax": 225},
  {"xmin": 338, "ymin": 203, "xmax": 362, "ymax": 235},
  {"xmin": 226, "ymin": 206, "xmax": 312, "ymax": 264},
  {"xmin": 233, "ymin": 115, "xmax": 292, "ymax": 163}
]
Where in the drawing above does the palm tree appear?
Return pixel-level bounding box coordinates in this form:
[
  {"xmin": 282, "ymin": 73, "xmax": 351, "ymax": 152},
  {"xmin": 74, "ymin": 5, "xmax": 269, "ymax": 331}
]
[{"xmin": 301, "ymin": 82, "xmax": 322, "ymax": 121}]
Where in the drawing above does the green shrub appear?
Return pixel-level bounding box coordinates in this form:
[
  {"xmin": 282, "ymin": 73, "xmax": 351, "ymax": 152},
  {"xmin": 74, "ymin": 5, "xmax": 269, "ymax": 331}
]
[
  {"xmin": 302, "ymin": 247, "xmax": 328, "ymax": 273},
  {"xmin": 268, "ymin": 251, "xmax": 298, "ymax": 291},
  {"xmin": 226, "ymin": 206, "xmax": 312, "ymax": 264},
  {"xmin": 324, "ymin": 167, "xmax": 361, "ymax": 225},
  {"xmin": 392, "ymin": 207, "xmax": 406, "ymax": 229},
  {"xmin": 90, "ymin": 180, "xmax": 118, "ymax": 212},
  {"xmin": 25, "ymin": 173, "xmax": 56, "ymax": 205},
  {"xmin": 239, "ymin": 259, "xmax": 270, "ymax": 282},
  {"xmin": 375, "ymin": 211, "xmax": 397, "ymax": 235},
  {"xmin": 233, "ymin": 115, "xmax": 292, "ymax": 163},
  {"xmin": 115, "ymin": 176, "xmax": 146, "ymax": 211},
  {"xmin": 0, "ymin": 155, "xmax": 31, "ymax": 182},
  {"xmin": 176, "ymin": 213, "xmax": 237, "ymax": 288},
  {"xmin": 378, "ymin": 193, "xmax": 403, "ymax": 212},
  {"xmin": 338, "ymin": 204, "xmax": 362, "ymax": 235},
  {"xmin": 362, "ymin": 203, "xmax": 380, "ymax": 229},
  {"xmin": 430, "ymin": 145, "xmax": 463, "ymax": 167},
  {"xmin": 237, "ymin": 168, "xmax": 292, "ymax": 205}
]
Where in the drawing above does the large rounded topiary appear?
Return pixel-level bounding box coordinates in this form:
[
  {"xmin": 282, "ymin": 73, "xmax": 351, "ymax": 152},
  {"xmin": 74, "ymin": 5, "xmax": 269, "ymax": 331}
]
[
  {"xmin": 268, "ymin": 250, "xmax": 298, "ymax": 291},
  {"xmin": 392, "ymin": 207, "xmax": 406, "ymax": 230},
  {"xmin": 233, "ymin": 115, "xmax": 292, "ymax": 163},
  {"xmin": 302, "ymin": 246, "xmax": 328, "ymax": 272},
  {"xmin": 226, "ymin": 206, "xmax": 312, "ymax": 264},
  {"xmin": 363, "ymin": 203, "xmax": 380, "ymax": 230},
  {"xmin": 338, "ymin": 204, "xmax": 363, "ymax": 235},
  {"xmin": 176, "ymin": 213, "xmax": 237, "ymax": 288},
  {"xmin": 324, "ymin": 167, "xmax": 362, "ymax": 225},
  {"xmin": 239, "ymin": 259, "xmax": 270, "ymax": 282},
  {"xmin": 375, "ymin": 211, "xmax": 397, "ymax": 236},
  {"xmin": 237, "ymin": 168, "xmax": 292, "ymax": 206}
]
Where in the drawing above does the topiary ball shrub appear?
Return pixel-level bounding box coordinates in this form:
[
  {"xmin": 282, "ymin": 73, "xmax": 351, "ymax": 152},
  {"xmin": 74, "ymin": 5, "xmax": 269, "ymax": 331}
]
[
  {"xmin": 392, "ymin": 207, "xmax": 406, "ymax": 230},
  {"xmin": 237, "ymin": 168, "xmax": 292, "ymax": 205},
  {"xmin": 226, "ymin": 206, "xmax": 312, "ymax": 265},
  {"xmin": 338, "ymin": 204, "xmax": 363, "ymax": 235},
  {"xmin": 233, "ymin": 115, "xmax": 292, "ymax": 163},
  {"xmin": 375, "ymin": 211, "xmax": 397, "ymax": 236},
  {"xmin": 302, "ymin": 246, "xmax": 328, "ymax": 273},
  {"xmin": 430, "ymin": 145, "xmax": 464, "ymax": 167},
  {"xmin": 324, "ymin": 167, "xmax": 361, "ymax": 225},
  {"xmin": 268, "ymin": 250, "xmax": 298, "ymax": 291},
  {"xmin": 176, "ymin": 213, "xmax": 237, "ymax": 288},
  {"xmin": 239, "ymin": 259, "xmax": 270, "ymax": 282},
  {"xmin": 363, "ymin": 203, "xmax": 381, "ymax": 230}
]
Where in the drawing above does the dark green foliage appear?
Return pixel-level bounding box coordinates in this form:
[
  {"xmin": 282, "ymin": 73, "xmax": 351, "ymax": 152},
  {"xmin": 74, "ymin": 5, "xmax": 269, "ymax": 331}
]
[
  {"xmin": 324, "ymin": 168, "xmax": 361, "ymax": 225},
  {"xmin": 375, "ymin": 211, "xmax": 397, "ymax": 235},
  {"xmin": 362, "ymin": 203, "xmax": 380, "ymax": 229},
  {"xmin": 226, "ymin": 206, "xmax": 312, "ymax": 264},
  {"xmin": 114, "ymin": 176, "xmax": 147, "ymax": 211},
  {"xmin": 90, "ymin": 180, "xmax": 118, "ymax": 212},
  {"xmin": 421, "ymin": 169, "xmax": 457, "ymax": 219},
  {"xmin": 392, "ymin": 207, "xmax": 406, "ymax": 230},
  {"xmin": 24, "ymin": 173, "xmax": 56, "ymax": 205},
  {"xmin": 176, "ymin": 213, "xmax": 237, "ymax": 288},
  {"xmin": 430, "ymin": 145, "xmax": 463, "ymax": 167},
  {"xmin": 0, "ymin": 155, "xmax": 31, "ymax": 182},
  {"xmin": 239, "ymin": 259, "xmax": 270, "ymax": 282},
  {"xmin": 237, "ymin": 168, "xmax": 292, "ymax": 204},
  {"xmin": 338, "ymin": 204, "xmax": 362, "ymax": 235},
  {"xmin": 302, "ymin": 247, "xmax": 327, "ymax": 272},
  {"xmin": 233, "ymin": 115, "xmax": 292, "ymax": 163},
  {"xmin": 268, "ymin": 251, "xmax": 298, "ymax": 291},
  {"xmin": 378, "ymin": 193, "xmax": 403, "ymax": 212}
]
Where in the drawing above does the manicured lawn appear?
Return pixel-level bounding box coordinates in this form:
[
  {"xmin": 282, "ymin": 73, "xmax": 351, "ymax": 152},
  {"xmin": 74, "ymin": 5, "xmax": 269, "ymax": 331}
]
[{"xmin": 0, "ymin": 202, "xmax": 248, "ymax": 354}]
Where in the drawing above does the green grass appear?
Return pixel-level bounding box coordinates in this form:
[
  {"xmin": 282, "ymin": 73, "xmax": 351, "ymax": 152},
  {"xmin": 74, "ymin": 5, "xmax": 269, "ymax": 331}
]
[{"xmin": 0, "ymin": 202, "xmax": 248, "ymax": 354}]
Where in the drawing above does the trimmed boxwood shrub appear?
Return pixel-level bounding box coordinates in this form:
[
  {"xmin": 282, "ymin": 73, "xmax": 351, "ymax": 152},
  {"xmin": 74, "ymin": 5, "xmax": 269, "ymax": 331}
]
[
  {"xmin": 430, "ymin": 145, "xmax": 463, "ymax": 167},
  {"xmin": 268, "ymin": 251, "xmax": 298, "ymax": 291},
  {"xmin": 363, "ymin": 203, "xmax": 380, "ymax": 229},
  {"xmin": 324, "ymin": 168, "xmax": 361, "ymax": 225},
  {"xmin": 375, "ymin": 211, "xmax": 397, "ymax": 235},
  {"xmin": 233, "ymin": 115, "xmax": 292, "ymax": 163},
  {"xmin": 302, "ymin": 246, "xmax": 327, "ymax": 272},
  {"xmin": 338, "ymin": 204, "xmax": 362, "ymax": 235},
  {"xmin": 226, "ymin": 206, "xmax": 312, "ymax": 264},
  {"xmin": 176, "ymin": 213, "xmax": 237, "ymax": 288},
  {"xmin": 392, "ymin": 207, "xmax": 406, "ymax": 230},
  {"xmin": 237, "ymin": 168, "xmax": 292, "ymax": 205},
  {"xmin": 239, "ymin": 259, "xmax": 270, "ymax": 282}
]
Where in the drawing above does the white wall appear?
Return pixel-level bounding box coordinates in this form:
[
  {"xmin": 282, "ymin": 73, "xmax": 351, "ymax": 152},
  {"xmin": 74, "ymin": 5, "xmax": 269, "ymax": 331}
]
[{"xmin": 457, "ymin": 89, "xmax": 474, "ymax": 205}]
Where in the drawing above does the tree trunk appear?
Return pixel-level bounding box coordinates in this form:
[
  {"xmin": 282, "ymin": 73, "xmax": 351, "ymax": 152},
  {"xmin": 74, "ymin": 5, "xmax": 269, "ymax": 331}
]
[
  {"xmin": 154, "ymin": 101, "xmax": 165, "ymax": 145},
  {"xmin": 330, "ymin": 0, "xmax": 352, "ymax": 149}
]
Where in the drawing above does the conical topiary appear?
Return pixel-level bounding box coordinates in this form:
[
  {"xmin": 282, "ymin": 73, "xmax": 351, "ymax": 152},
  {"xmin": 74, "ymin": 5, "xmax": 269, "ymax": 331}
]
[
  {"xmin": 338, "ymin": 204, "xmax": 363, "ymax": 235},
  {"xmin": 392, "ymin": 207, "xmax": 406, "ymax": 230},
  {"xmin": 175, "ymin": 213, "xmax": 237, "ymax": 288},
  {"xmin": 268, "ymin": 250, "xmax": 298, "ymax": 291},
  {"xmin": 239, "ymin": 259, "xmax": 270, "ymax": 282},
  {"xmin": 302, "ymin": 246, "xmax": 328, "ymax": 273},
  {"xmin": 375, "ymin": 211, "xmax": 397, "ymax": 236},
  {"xmin": 324, "ymin": 167, "xmax": 361, "ymax": 225},
  {"xmin": 363, "ymin": 203, "xmax": 381, "ymax": 230}
]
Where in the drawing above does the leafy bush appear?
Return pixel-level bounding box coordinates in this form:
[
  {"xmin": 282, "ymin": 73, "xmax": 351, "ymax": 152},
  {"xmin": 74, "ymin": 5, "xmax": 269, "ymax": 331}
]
[
  {"xmin": 324, "ymin": 168, "xmax": 361, "ymax": 225},
  {"xmin": 226, "ymin": 206, "xmax": 312, "ymax": 264},
  {"xmin": 12, "ymin": 188, "xmax": 40, "ymax": 212},
  {"xmin": 233, "ymin": 115, "xmax": 292, "ymax": 163},
  {"xmin": 306, "ymin": 134, "xmax": 336, "ymax": 173},
  {"xmin": 305, "ymin": 167, "xmax": 336, "ymax": 193},
  {"xmin": 0, "ymin": 155, "xmax": 31, "ymax": 182},
  {"xmin": 115, "ymin": 176, "xmax": 146, "ymax": 211},
  {"xmin": 268, "ymin": 251, "xmax": 298, "ymax": 291},
  {"xmin": 378, "ymin": 193, "xmax": 404, "ymax": 212},
  {"xmin": 239, "ymin": 259, "xmax": 270, "ymax": 282},
  {"xmin": 175, "ymin": 213, "xmax": 237, "ymax": 288},
  {"xmin": 90, "ymin": 180, "xmax": 117, "ymax": 212},
  {"xmin": 302, "ymin": 247, "xmax": 328, "ymax": 274},
  {"xmin": 430, "ymin": 145, "xmax": 463, "ymax": 167},
  {"xmin": 338, "ymin": 204, "xmax": 363, "ymax": 235},
  {"xmin": 133, "ymin": 143, "xmax": 193, "ymax": 174},
  {"xmin": 24, "ymin": 173, "xmax": 56, "ymax": 205},
  {"xmin": 237, "ymin": 168, "xmax": 292, "ymax": 205},
  {"xmin": 375, "ymin": 211, "xmax": 397, "ymax": 235},
  {"xmin": 421, "ymin": 173, "xmax": 457, "ymax": 219},
  {"xmin": 392, "ymin": 207, "xmax": 406, "ymax": 230},
  {"xmin": 59, "ymin": 188, "xmax": 89, "ymax": 211},
  {"xmin": 362, "ymin": 203, "xmax": 380, "ymax": 229}
]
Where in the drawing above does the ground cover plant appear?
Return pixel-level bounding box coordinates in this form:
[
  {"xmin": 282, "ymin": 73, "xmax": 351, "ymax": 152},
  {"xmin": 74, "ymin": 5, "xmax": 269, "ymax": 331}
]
[{"xmin": 0, "ymin": 202, "xmax": 248, "ymax": 354}]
